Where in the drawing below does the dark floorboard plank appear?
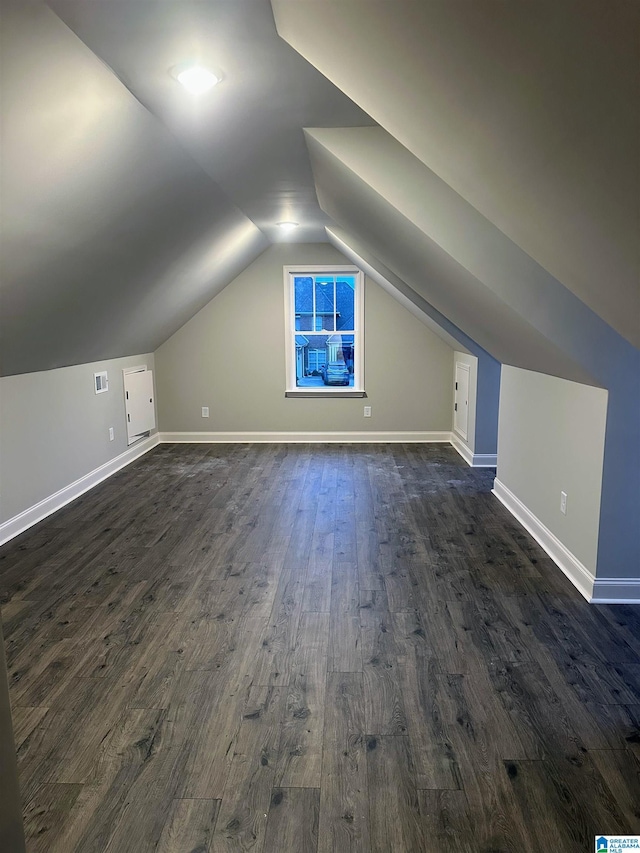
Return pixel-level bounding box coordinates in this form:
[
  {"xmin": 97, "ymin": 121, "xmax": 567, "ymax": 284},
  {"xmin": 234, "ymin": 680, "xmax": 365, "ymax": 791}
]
[
  {"xmin": 302, "ymin": 531, "xmax": 334, "ymax": 613},
  {"xmin": 582, "ymin": 703, "xmax": 640, "ymax": 756},
  {"xmin": 417, "ymin": 789, "xmax": 475, "ymax": 853},
  {"xmin": 360, "ymin": 607, "xmax": 407, "ymax": 736},
  {"xmin": 23, "ymin": 782, "xmax": 82, "ymax": 853},
  {"xmin": 329, "ymin": 562, "xmax": 362, "ymax": 673},
  {"xmin": 283, "ymin": 506, "xmax": 318, "ymax": 567},
  {"xmin": 355, "ymin": 523, "xmax": 384, "ymax": 592},
  {"xmin": 41, "ymin": 707, "xmax": 168, "ymax": 852},
  {"xmin": 594, "ymin": 604, "xmax": 640, "ymax": 659},
  {"xmin": 358, "ymin": 587, "xmax": 389, "ymax": 613},
  {"xmin": 156, "ymin": 799, "xmax": 221, "ymax": 853},
  {"xmin": 435, "ymin": 672, "xmax": 532, "ymax": 851},
  {"xmin": 438, "ymin": 606, "xmax": 531, "ymax": 762},
  {"xmin": 412, "ymin": 602, "xmax": 469, "ymax": 674},
  {"xmin": 383, "ymin": 564, "xmax": 421, "ymax": 613},
  {"xmin": 17, "ymin": 677, "xmax": 137, "ymax": 801},
  {"xmin": 395, "ymin": 648, "xmax": 460, "ymax": 790},
  {"xmin": 458, "ymin": 591, "xmax": 534, "ymax": 664},
  {"xmin": 11, "ymin": 704, "xmax": 49, "ymax": 751},
  {"xmin": 366, "ymin": 735, "xmax": 424, "ymax": 853},
  {"xmin": 318, "ymin": 673, "xmax": 370, "ymax": 853},
  {"xmin": 501, "ymin": 595, "xmax": 640, "ymax": 747},
  {"xmin": 211, "ymin": 684, "xmax": 285, "ymax": 853},
  {"xmin": 587, "ymin": 749, "xmax": 640, "ymax": 831},
  {"xmin": 170, "ymin": 665, "xmax": 256, "ymax": 800},
  {"xmin": 252, "ymin": 563, "xmax": 305, "ymax": 687},
  {"xmin": 504, "ymin": 753, "xmax": 634, "ymax": 851},
  {"xmin": 263, "ymin": 787, "xmax": 319, "ymax": 853},
  {"xmin": 486, "ymin": 658, "xmax": 586, "ymax": 760},
  {"xmin": 277, "ymin": 612, "xmax": 330, "ymax": 788}
]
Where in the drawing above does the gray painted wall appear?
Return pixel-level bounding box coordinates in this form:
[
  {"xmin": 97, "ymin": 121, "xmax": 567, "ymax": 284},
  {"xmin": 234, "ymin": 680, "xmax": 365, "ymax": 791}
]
[
  {"xmin": 325, "ymin": 226, "xmax": 500, "ymax": 456},
  {"xmin": 0, "ymin": 621, "xmax": 25, "ymax": 853},
  {"xmin": 497, "ymin": 367, "xmax": 607, "ymax": 576},
  {"xmin": 0, "ymin": 353, "xmax": 156, "ymax": 524},
  {"xmin": 156, "ymin": 244, "xmax": 454, "ymax": 434}
]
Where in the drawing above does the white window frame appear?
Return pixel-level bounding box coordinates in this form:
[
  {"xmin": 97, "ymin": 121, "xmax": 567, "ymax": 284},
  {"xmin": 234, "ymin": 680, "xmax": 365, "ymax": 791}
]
[{"xmin": 284, "ymin": 265, "xmax": 365, "ymax": 398}]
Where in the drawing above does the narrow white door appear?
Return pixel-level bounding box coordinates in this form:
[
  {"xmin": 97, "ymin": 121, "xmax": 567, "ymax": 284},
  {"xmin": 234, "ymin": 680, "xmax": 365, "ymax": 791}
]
[
  {"xmin": 454, "ymin": 362, "xmax": 469, "ymax": 440},
  {"xmin": 124, "ymin": 369, "xmax": 156, "ymax": 445}
]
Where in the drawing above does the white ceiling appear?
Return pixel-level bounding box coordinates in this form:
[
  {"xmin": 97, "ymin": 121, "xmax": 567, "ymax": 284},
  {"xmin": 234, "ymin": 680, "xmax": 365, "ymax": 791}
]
[
  {"xmin": 48, "ymin": 0, "xmax": 375, "ymax": 243},
  {"xmin": 0, "ymin": 1, "xmax": 269, "ymax": 374},
  {"xmin": 2, "ymin": 0, "xmax": 637, "ymax": 380},
  {"xmin": 0, "ymin": 0, "xmax": 373, "ymax": 375}
]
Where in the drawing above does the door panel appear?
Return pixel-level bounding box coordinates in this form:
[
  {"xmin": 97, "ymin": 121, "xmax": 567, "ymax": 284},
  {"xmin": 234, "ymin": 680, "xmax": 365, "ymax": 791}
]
[
  {"xmin": 124, "ymin": 369, "xmax": 155, "ymax": 444},
  {"xmin": 454, "ymin": 363, "xmax": 469, "ymax": 440}
]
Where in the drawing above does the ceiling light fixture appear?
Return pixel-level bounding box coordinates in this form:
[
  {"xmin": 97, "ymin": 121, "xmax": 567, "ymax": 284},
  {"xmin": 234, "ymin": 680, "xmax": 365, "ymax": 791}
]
[
  {"xmin": 172, "ymin": 65, "xmax": 221, "ymax": 95},
  {"xmin": 277, "ymin": 221, "xmax": 299, "ymax": 232}
]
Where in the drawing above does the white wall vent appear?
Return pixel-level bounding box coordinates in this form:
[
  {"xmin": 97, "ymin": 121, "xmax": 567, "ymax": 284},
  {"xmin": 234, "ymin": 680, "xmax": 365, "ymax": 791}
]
[{"xmin": 94, "ymin": 371, "xmax": 109, "ymax": 394}]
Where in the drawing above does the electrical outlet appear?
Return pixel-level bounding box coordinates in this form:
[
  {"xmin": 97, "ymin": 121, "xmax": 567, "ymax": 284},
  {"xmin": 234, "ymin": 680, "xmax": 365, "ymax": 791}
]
[
  {"xmin": 201, "ymin": 406, "xmax": 209, "ymax": 418},
  {"xmin": 560, "ymin": 491, "xmax": 567, "ymax": 515},
  {"xmin": 108, "ymin": 427, "xmax": 114, "ymax": 441},
  {"xmin": 364, "ymin": 406, "xmax": 372, "ymax": 418}
]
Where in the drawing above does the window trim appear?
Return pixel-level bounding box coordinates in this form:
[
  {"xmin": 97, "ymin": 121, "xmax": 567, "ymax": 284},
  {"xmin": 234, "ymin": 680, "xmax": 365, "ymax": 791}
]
[{"xmin": 284, "ymin": 265, "xmax": 365, "ymax": 397}]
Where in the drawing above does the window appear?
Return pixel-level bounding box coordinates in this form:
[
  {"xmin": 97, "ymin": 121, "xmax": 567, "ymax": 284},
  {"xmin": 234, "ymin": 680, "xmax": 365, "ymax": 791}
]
[{"xmin": 284, "ymin": 265, "xmax": 365, "ymax": 396}]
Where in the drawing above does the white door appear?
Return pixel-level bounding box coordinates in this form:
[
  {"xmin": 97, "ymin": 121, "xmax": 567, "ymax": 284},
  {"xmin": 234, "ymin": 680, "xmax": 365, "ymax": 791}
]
[
  {"xmin": 124, "ymin": 369, "xmax": 156, "ymax": 445},
  {"xmin": 454, "ymin": 362, "xmax": 469, "ymax": 440}
]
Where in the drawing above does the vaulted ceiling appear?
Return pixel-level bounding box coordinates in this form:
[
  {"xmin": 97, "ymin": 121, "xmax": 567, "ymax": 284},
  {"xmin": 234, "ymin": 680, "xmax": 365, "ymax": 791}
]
[
  {"xmin": 1, "ymin": 0, "xmax": 638, "ymax": 381},
  {"xmin": 273, "ymin": 0, "xmax": 640, "ymax": 349},
  {"xmin": 0, "ymin": 0, "xmax": 372, "ymax": 375}
]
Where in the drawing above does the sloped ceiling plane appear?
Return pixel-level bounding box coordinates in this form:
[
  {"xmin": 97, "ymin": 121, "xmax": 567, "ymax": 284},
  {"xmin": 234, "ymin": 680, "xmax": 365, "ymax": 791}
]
[{"xmin": 1, "ymin": 0, "xmax": 637, "ymax": 382}]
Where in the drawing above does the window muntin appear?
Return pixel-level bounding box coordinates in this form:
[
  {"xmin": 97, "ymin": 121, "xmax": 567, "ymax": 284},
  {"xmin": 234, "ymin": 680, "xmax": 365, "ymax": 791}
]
[{"xmin": 285, "ymin": 266, "xmax": 363, "ymax": 394}]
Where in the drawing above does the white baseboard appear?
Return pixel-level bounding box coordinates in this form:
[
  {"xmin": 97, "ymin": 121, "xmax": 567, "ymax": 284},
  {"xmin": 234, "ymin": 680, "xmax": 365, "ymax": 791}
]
[
  {"xmin": 590, "ymin": 579, "xmax": 640, "ymax": 605},
  {"xmin": 492, "ymin": 478, "xmax": 597, "ymax": 602},
  {"xmin": 450, "ymin": 434, "xmax": 497, "ymax": 467},
  {"xmin": 0, "ymin": 434, "xmax": 160, "ymax": 546},
  {"xmin": 159, "ymin": 430, "xmax": 453, "ymax": 444}
]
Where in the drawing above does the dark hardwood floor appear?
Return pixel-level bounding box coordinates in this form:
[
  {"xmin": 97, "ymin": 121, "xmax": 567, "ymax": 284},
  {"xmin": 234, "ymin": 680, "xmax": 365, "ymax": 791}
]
[{"xmin": 1, "ymin": 443, "xmax": 639, "ymax": 852}]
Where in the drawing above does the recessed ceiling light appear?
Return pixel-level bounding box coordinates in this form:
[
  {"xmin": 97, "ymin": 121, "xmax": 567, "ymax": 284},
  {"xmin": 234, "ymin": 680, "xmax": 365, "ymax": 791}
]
[
  {"xmin": 277, "ymin": 221, "xmax": 299, "ymax": 232},
  {"xmin": 172, "ymin": 65, "xmax": 221, "ymax": 95}
]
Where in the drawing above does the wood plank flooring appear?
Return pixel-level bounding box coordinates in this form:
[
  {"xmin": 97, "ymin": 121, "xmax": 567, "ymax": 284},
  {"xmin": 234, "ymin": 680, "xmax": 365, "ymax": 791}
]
[{"xmin": 1, "ymin": 443, "xmax": 639, "ymax": 852}]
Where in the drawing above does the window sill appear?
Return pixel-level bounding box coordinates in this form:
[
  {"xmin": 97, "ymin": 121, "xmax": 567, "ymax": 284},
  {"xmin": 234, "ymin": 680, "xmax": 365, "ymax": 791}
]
[{"xmin": 285, "ymin": 390, "xmax": 367, "ymax": 399}]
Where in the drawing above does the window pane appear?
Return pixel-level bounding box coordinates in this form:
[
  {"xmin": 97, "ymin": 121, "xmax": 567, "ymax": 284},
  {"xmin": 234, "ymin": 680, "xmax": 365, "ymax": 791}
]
[
  {"xmin": 296, "ymin": 334, "xmax": 326, "ymax": 387},
  {"xmin": 295, "ymin": 332, "xmax": 354, "ymax": 388},
  {"xmin": 315, "ymin": 276, "xmax": 335, "ymax": 331},
  {"xmin": 294, "ymin": 276, "xmax": 313, "ymax": 331},
  {"xmin": 336, "ymin": 276, "xmax": 355, "ymax": 331},
  {"xmin": 289, "ymin": 269, "xmax": 360, "ymax": 392}
]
